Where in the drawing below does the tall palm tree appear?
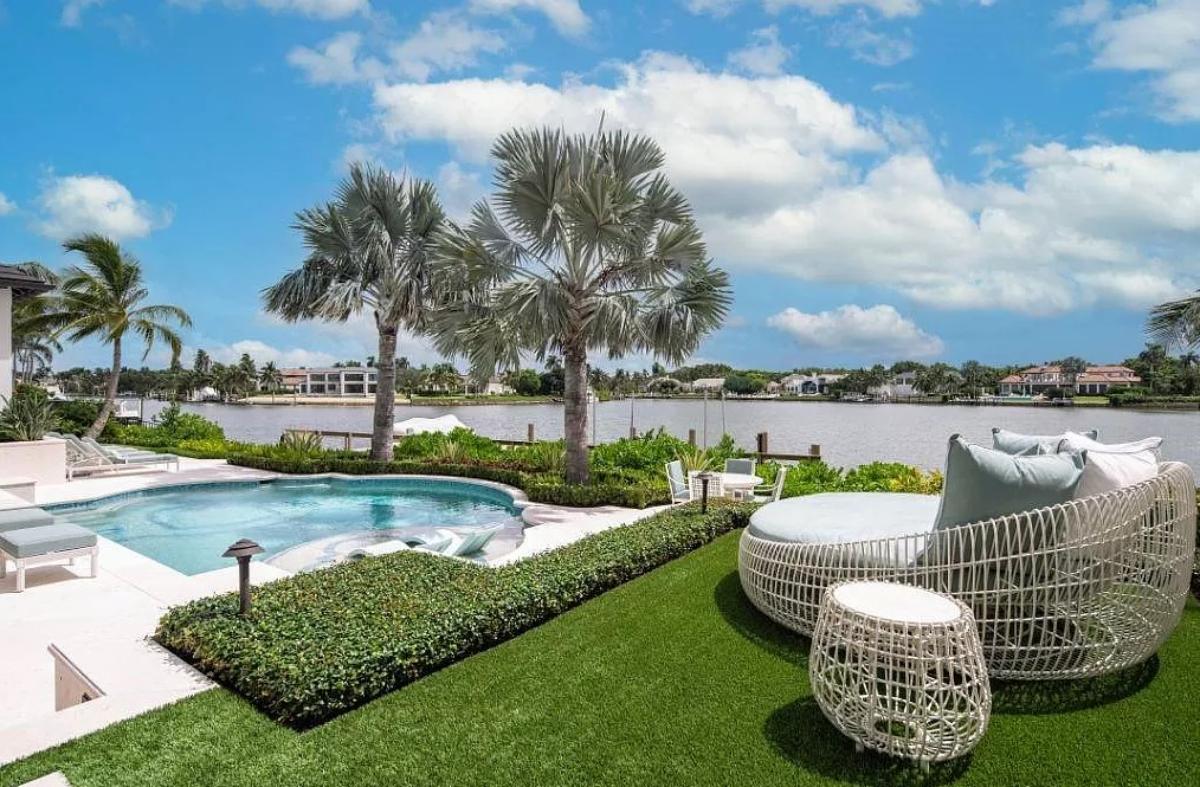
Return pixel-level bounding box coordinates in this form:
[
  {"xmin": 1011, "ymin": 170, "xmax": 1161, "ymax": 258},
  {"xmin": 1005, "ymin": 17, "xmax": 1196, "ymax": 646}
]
[
  {"xmin": 47, "ymin": 234, "xmax": 191, "ymax": 438},
  {"xmin": 264, "ymin": 164, "xmax": 446, "ymax": 461},
  {"xmin": 1148, "ymin": 292, "xmax": 1200, "ymax": 350},
  {"xmin": 430, "ymin": 127, "xmax": 732, "ymax": 483},
  {"xmin": 259, "ymin": 361, "xmax": 283, "ymax": 399}
]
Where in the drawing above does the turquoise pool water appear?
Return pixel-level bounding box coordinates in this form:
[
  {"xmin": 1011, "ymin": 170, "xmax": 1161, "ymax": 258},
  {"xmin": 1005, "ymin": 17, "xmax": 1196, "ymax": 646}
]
[{"xmin": 50, "ymin": 478, "xmax": 520, "ymax": 575}]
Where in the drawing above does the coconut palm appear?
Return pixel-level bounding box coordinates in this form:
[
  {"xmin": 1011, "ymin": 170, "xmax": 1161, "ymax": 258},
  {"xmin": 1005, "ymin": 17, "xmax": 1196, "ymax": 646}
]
[
  {"xmin": 264, "ymin": 164, "xmax": 446, "ymax": 461},
  {"xmin": 259, "ymin": 361, "xmax": 283, "ymax": 399},
  {"xmin": 47, "ymin": 234, "xmax": 191, "ymax": 438},
  {"xmin": 1148, "ymin": 291, "xmax": 1200, "ymax": 350},
  {"xmin": 430, "ymin": 127, "xmax": 732, "ymax": 483}
]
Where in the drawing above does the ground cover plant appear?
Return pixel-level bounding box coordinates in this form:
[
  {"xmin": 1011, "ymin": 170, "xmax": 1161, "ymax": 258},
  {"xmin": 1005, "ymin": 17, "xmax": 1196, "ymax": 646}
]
[{"xmin": 3, "ymin": 533, "xmax": 1198, "ymax": 787}]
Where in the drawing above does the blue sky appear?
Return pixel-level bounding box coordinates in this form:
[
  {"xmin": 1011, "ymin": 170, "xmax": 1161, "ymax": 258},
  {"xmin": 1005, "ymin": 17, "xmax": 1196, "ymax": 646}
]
[{"xmin": 2, "ymin": 0, "xmax": 1199, "ymax": 372}]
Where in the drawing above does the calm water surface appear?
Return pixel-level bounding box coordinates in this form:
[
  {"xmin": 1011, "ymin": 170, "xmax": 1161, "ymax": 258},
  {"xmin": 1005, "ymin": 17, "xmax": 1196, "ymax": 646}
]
[{"xmin": 145, "ymin": 399, "xmax": 1200, "ymax": 472}]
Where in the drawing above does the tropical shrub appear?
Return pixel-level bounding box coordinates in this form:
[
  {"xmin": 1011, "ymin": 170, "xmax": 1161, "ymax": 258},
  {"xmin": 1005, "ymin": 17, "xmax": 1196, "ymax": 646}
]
[
  {"xmin": 843, "ymin": 461, "xmax": 944, "ymax": 494},
  {"xmin": 51, "ymin": 399, "xmax": 114, "ymax": 437},
  {"xmin": 115, "ymin": 403, "xmax": 225, "ymax": 448},
  {"xmin": 0, "ymin": 386, "xmax": 58, "ymax": 442},
  {"xmin": 156, "ymin": 500, "xmax": 754, "ymax": 727},
  {"xmin": 277, "ymin": 430, "xmax": 324, "ymax": 458}
]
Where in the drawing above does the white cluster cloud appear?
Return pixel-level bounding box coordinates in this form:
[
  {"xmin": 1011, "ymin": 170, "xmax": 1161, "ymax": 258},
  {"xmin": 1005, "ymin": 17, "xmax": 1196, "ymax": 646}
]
[
  {"xmin": 767, "ymin": 0, "xmax": 922, "ymax": 17},
  {"xmin": 1063, "ymin": 0, "xmax": 1200, "ymax": 121},
  {"xmin": 288, "ymin": 1, "xmax": 586, "ymax": 86},
  {"xmin": 727, "ymin": 26, "xmax": 791, "ymax": 76},
  {"xmin": 767, "ymin": 304, "xmax": 944, "ymax": 358},
  {"xmin": 202, "ymin": 339, "xmax": 337, "ymax": 368},
  {"xmin": 468, "ymin": 0, "xmax": 589, "ymax": 37},
  {"xmin": 364, "ymin": 54, "xmax": 1199, "ymax": 314},
  {"xmin": 390, "ymin": 12, "xmax": 507, "ymax": 81},
  {"xmin": 0, "ymin": 192, "xmax": 15, "ymax": 216},
  {"xmin": 168, "ymin": 0, "xmax": 368, "ymax": 19},
  {"xmin": 60, "ymin": 0, "xmax": 104, "ymax": 27},
  {"xmin": 828, "ymin": 11, "xmax": 915, "ymax": 66},
  {"xmin": 35, "ymin": 174, "xmax": 170, "ymax": 241}
]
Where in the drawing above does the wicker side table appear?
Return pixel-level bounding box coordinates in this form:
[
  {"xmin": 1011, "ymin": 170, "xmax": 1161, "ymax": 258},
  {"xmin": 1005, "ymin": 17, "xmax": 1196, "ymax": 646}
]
[{"xmin": 809, "ymin": 580, "xmax": 991, "ymax": 768}]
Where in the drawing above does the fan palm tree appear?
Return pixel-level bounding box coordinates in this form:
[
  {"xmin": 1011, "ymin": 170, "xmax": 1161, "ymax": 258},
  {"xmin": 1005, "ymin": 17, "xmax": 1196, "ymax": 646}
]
[
  {"xmin": 47, "ymin": 234, "xmax": 191, "ymax": 438},
  {"xmin": 430, "ymin": 127, "xmax": 732, "ymax": 483},
  {"xmin": 1148, "ymin": 292, "xmax": 1200, "ymax": 350},
  {"xmin": 264, "ymin": 164, "xmax": 446, "ymax": 461}
]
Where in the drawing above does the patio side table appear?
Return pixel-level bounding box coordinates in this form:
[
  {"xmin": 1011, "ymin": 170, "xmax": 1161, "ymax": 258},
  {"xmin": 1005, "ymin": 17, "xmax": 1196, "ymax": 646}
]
[{"xmin": 809, "ymin": 580, "xmax": 991, "ymax": 769}]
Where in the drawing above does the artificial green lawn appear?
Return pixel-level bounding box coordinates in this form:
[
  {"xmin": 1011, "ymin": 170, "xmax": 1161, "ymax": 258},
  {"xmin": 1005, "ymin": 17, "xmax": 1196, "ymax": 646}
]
[{"xmin": 3, "ymin": 532, "xmax": 1197, "ymax": 786}]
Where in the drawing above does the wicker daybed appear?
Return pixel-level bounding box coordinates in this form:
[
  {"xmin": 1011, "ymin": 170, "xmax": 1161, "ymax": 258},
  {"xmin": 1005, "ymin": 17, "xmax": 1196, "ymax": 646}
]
[{"xmin": 738, "ymin": 462, "xmax": 1196, "ymax": 680}]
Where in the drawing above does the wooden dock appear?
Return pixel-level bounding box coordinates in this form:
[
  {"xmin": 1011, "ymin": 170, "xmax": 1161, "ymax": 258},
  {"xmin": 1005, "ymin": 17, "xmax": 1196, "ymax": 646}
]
[{"xmin": 282, "ymin": 425, "xmax": 820, "ymax": 463}]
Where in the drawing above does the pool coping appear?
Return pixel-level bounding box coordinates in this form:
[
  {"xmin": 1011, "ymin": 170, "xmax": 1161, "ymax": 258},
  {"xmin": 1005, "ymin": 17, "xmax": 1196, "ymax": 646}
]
[{"xmin": 44, "ymin": 472, "xmax": 530, "ymax": 514}]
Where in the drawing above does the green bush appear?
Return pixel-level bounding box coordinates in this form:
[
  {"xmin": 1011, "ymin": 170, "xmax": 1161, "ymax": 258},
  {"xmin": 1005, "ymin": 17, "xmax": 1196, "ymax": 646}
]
[
  {"xmin": 50, "ymin": 399, "xmax": 109, "ymax": 437},
  {"xmin": 114, "ymin": 403, "xmax": 225, "ymax": 447},
  {"xmin": 156, "ymin": 500, "xmax": 754, "ymax": 727}
]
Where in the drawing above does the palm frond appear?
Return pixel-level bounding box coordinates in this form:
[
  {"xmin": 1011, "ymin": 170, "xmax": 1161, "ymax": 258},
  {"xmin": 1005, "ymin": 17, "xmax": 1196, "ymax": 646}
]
[{"xmin": 1147, "ymin": 292, "xmax": 1200, "ymax": 349}]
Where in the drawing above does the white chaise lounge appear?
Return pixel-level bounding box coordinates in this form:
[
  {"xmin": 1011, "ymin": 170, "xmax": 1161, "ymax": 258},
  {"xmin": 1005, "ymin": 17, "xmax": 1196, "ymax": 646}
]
[
  {"xmin": 0, "ymin": 507, "xmax": 98, "ymax": 592},
  {"xmin": 738, "ymin": 462, "xmax": 1196, "ymax": 680}
]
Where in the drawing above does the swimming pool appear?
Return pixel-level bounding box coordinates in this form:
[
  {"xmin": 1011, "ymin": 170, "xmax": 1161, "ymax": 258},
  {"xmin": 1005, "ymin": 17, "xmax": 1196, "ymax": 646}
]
[{"xmin": 49, "ymin": 477, "xmax": 521, "ymax": 575}]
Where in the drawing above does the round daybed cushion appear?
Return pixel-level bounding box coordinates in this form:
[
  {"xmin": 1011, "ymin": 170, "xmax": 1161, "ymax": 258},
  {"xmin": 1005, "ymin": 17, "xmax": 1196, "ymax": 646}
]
[{"xmin": 747, "ymin": 493, "xmax": 941, "ymax": 568}]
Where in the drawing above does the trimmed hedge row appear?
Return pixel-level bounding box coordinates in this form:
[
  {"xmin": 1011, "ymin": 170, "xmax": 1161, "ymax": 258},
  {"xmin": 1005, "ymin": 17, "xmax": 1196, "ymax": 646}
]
[
  {"xmin": 156, "ymin": 500, "xmax": 754, "ymax": 727},
  {"xmin": 224, "ymin": 452, "xmax": 666, "ymax": 509}
]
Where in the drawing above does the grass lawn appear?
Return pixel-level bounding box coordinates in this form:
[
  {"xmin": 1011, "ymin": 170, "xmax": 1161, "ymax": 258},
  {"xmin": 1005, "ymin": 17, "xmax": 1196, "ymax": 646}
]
[{"xmin": 3, "ymin": 531, "xmax": 1197, "ymax": 787}]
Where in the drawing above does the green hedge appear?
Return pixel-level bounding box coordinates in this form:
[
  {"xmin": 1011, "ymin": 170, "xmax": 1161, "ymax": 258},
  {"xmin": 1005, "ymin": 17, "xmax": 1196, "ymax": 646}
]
[{"xmin": 156, "ymin": 500, "xmax": 754, "ymax": 727}]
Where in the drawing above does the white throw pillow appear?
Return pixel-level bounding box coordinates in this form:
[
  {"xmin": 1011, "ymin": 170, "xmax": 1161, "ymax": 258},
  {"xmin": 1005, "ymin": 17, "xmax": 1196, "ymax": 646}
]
[
  {"xmin": 1073, "ymin": 449, "xmax": 1160, "ymax": 498},
  {"xmin": 1059, "ymin": 431, "xmax": 1163, "ymax": 457}
]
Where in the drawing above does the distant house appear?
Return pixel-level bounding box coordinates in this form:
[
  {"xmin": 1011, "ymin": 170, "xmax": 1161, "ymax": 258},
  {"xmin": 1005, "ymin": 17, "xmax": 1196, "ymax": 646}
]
[
  {"xmin": 999, "ymin": 365, "xmax": 1141, "ymax": 396},
  {"xmin": 869, "ymin": 371, "xmax": 919, "ymax": 400},
  {"xmin": 778, "ymin": 373, "xmax": 844, "ymax": 395},
  {"xmin": 480, "ymin": 377, "xmax": 514, "ymax": 396},
  {"xmin": 690, "ymin": 377, "xmax": 726, "ymax": 392},
  {"xmin": 281, "ymin": 366, "xmax": 378, "ymax": 396}
]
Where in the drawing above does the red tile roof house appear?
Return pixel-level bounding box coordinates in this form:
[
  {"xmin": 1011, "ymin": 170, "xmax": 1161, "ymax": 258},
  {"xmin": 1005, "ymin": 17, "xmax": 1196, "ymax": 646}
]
[{"xmin": 998, "ymin": 365, "xmax": 1142, "ymax": 396}]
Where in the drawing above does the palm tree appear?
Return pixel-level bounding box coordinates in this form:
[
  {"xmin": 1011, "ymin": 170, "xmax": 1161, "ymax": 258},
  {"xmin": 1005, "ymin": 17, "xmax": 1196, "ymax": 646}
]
[
  {"xmin": 264, "ymin": 164, "xmax": 446, "ymax": 461},
  {"xmin": 47, "ymin": 234, "xmax": 191, "ymax": 438},
  {"xmin": 430, "ymin": 127, "xmax": 732, "ymax": 483},
  {"xmin": 259, "ymin": 361, "xmax": 283, "ymax": 400},
  {"xmin": 1148, "ymin": 291, "xmax": 1200, "ymax": 350},
  {"xmin": 10, "ymin": 262, "xmax": 61, "ymax": 383}
]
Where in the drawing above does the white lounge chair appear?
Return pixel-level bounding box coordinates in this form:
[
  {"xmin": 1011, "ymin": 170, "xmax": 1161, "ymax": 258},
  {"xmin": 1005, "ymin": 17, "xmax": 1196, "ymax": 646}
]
[
  {"xmin": 665, "ymin": 460, "xmax": 691, "ymax": 504},
  {"xmin": 739, "ymin": 466, "xmax": 787, "ymax": 503},
  {"xmin": 81, "ymin": 436, "xmax": 180, "ymax": 471},
  {"xmin": 0, "ymin": 507, "xmax": 98, "ymax": 592}
]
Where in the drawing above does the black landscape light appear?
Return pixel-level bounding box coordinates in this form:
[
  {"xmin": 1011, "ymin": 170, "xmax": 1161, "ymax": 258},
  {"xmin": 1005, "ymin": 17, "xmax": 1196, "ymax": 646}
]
[
  {"xmin": 222, "ymin": 538, "xmax": 264, "ymax": 616},
  {"xmin": 697, "ymin": 471, "xmax": 713, "ymax": 513}
]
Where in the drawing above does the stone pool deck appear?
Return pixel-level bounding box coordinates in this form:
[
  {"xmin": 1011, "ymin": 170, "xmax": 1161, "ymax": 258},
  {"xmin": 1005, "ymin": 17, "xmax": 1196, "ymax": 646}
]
[{"xmin": 0, "ymin": 459, "xmax": 661, "ymax": 765}]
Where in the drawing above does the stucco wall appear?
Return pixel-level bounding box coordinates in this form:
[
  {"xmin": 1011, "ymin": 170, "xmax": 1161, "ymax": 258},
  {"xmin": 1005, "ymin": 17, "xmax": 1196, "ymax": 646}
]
[{"xmin": 0, "ymin": 438, "xmax": 67, "ymax": 487}]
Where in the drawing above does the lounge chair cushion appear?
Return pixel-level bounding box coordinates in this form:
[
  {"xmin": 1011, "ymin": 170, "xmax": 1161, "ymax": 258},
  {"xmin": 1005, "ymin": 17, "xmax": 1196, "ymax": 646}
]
[
  {"xmin": 992, "ymin": 427, "xmax": 1098, "ymax": 455},
  {"xmin": 0, "ymin": 523, "xmax": 96, "ymax": 558},
  {"xmin": 0, "ymin": 507, "xmax": 55, "ymax": 532},
  {"xmin": 1048, "ymin": 432, "xmax": 1162, "ymax": 498},
  {"xmin": 935, "ymin": 436, "xmax": 1085, "ymax": 533},
  {"xmin": 747, "ymin": 492, "xmax": 941, "ymax": 566}
]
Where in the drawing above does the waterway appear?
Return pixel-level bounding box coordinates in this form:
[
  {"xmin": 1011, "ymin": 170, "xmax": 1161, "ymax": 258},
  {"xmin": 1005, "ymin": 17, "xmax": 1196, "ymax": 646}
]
[{"xmin": 143, "ymin": 399, "xmax": 1200, "ymax": 472}]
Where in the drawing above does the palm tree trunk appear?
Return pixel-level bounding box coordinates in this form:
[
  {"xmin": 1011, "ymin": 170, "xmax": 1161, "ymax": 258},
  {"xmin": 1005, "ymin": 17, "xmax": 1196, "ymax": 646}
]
[
  {"xmin": 88, "ymin": 339, "xmax": 121, "ymax": 439},
  {"xmin": 370, "ymin": 323, "xmax": 398, "ymax": 461},
  {"xmin": 563, "ymin": 347, "xmax": 589, "ymax": 484}
]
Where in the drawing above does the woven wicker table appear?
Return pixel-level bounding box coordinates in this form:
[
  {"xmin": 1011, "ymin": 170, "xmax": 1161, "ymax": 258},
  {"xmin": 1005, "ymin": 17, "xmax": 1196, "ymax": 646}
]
[{"xmin": 809, "ymin": 580, "xmax": 991, "ymax": 768}]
